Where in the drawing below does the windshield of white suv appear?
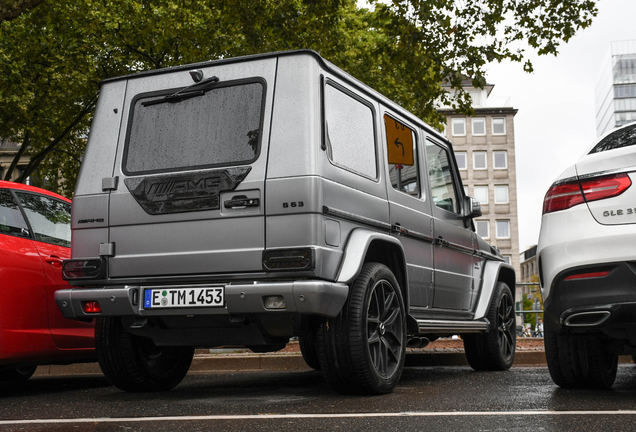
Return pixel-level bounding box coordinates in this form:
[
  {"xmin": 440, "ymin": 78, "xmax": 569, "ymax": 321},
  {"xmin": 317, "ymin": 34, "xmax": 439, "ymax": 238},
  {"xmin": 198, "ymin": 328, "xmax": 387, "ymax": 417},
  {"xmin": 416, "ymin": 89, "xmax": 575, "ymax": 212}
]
[
  {"xmin": 123, "ymin": 80, "xmax": 264, "ymax": 175},
  {"xmin": 588, "ymin": 123, "xmax": 636, "ymax": 154}
]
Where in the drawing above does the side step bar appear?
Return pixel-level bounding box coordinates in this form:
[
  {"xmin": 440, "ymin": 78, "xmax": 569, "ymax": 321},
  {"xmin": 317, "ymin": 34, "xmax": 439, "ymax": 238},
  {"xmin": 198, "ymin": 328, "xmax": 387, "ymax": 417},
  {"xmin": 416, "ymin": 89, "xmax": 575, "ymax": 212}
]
[{"xmin": 416, "ymin": 319, "xmax": 489, "ymax": 334}]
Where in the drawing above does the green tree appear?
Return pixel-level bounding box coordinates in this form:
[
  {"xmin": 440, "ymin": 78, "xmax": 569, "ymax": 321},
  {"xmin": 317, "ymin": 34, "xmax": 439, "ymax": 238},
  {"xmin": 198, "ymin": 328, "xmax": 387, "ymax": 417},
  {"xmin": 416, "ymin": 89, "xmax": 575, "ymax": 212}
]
[
  {"xmin": 0, "ymin": 0, "xmax": 597, "ymax": 196},
  {"xmin": 0, "ymin": 0, "xmax": 44, "ymax": 22}
]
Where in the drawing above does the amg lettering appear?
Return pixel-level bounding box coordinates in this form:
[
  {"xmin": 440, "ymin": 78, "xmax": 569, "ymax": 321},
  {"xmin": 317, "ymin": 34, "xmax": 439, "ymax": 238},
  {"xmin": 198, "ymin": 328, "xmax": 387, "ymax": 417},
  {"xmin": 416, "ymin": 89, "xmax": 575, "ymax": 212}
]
[
  {"xmin": 77, "ymin": 218, "xmax": 105, "ymax": 224},
  {"xmin": 146, "ymin": 177, "xmax": 220, "ymax": 196}
]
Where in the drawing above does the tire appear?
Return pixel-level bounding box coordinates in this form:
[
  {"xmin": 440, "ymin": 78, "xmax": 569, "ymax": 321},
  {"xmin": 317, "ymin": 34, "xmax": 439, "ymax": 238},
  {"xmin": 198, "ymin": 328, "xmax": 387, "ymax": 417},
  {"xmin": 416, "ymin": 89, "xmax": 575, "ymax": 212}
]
[
  {"xmin": 0, "ymin": 365, "xmax": 37, "ymax": 382},
  {"xmin": 463, "ymin": 281, "xmax": 516, "ymax": 371},
  {"xmin": 545, "ymin": 330, "xmax": 617, "ymax": 389},
  {"xmin": 316, "ymin": 262, "xmax": 406, "ymax": 395},
  {"xmin": 95, "ymin": 317, "xmax": 194, "ymax": 392},
  {"xmin": 299, "ymin": 331, "xmax": 321, "ymax": 371}
]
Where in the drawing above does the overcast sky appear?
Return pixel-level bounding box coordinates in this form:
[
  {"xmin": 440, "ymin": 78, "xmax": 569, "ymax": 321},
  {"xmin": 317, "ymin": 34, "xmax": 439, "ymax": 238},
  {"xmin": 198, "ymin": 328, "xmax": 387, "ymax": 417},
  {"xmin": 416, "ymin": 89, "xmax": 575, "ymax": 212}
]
[{"xmin": 484, "ymin": 0, "xmax": 636, "ymax": 251}]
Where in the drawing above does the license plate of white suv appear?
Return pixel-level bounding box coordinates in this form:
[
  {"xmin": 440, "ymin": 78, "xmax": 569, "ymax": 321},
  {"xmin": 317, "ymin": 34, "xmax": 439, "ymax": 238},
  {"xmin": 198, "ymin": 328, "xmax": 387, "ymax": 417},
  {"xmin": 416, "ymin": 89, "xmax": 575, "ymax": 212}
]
[{"xmin": 143, "ymin": 286, "xmax": 224, "ymax": 308}]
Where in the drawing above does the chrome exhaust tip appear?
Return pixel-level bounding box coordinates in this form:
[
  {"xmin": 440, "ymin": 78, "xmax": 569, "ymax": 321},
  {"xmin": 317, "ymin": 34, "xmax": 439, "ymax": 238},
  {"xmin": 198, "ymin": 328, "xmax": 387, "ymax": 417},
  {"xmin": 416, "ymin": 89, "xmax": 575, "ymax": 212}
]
[
  {"xmin": 564, "ymin": 311, "xmax": 611, "ymax": 327},
  {"xmin": 407, "ymin": 337, "xmax": 430, "ymax": 349}
]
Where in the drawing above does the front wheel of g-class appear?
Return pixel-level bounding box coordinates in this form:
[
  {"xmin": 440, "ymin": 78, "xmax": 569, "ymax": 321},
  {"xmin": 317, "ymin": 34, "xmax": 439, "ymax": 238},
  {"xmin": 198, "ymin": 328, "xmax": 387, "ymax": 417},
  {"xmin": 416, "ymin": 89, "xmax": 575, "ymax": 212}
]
[
  {"xmin": 95, "ymin": 317, "xmax": 194, "ymax": 392},
  {"xmin": 316, "ymin": 262, "xmax": 406, "ymax": 395},
  {"xmin": 463, "ymin": 281, "xmax": 516, "ymax": 371}
]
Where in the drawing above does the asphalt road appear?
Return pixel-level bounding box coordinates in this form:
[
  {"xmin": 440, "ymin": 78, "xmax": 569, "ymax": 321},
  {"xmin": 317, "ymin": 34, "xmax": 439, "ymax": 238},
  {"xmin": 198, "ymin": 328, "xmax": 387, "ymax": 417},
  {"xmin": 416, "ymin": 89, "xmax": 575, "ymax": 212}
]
[{"xmin": 2, "ymin": 365, "xmax": 636, "ymax": 431}]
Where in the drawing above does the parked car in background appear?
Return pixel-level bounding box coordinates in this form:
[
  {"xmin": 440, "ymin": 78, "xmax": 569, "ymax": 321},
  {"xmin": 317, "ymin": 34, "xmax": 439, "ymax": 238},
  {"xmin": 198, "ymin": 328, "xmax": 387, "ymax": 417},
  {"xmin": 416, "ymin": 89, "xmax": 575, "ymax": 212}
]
[
  {"xmin": 538, "ymin": 122, "xmax": 636, "ymax": 389},
  {"xmin": 0, "ymin": 181, "xmax": 94, "ymax": 382}
]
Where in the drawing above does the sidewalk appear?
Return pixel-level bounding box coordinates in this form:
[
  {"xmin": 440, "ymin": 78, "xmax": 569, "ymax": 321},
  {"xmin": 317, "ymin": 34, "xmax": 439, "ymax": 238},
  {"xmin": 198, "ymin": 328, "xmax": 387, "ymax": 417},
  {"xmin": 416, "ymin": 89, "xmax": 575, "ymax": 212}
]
[{"xmin": 33, "ymin": 338, "xmax": 633, "ymax": 377}]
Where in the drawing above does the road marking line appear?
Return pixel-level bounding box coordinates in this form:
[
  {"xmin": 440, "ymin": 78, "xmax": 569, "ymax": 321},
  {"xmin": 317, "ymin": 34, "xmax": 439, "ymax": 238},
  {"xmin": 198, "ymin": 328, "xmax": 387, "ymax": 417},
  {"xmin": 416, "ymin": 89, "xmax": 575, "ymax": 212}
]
[{"xmin": 2, "ymin": 411, "xmax": 636, "ymax": 425}]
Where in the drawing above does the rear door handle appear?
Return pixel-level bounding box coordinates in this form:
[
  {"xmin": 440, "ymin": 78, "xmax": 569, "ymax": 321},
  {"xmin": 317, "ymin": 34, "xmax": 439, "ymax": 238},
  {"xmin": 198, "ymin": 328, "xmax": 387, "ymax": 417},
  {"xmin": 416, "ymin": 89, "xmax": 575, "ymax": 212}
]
[{"xmin": 223, "ymin": 195, "xmax": 260, "ymax": 209}]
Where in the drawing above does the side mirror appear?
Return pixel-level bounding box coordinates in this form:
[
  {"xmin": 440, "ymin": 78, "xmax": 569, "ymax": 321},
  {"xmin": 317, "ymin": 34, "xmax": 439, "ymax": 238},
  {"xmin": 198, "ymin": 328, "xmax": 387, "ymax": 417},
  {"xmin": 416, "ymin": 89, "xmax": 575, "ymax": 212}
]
[{"xmin": 464, "ymin": 196, "xmax": 482, "ymax": 218}]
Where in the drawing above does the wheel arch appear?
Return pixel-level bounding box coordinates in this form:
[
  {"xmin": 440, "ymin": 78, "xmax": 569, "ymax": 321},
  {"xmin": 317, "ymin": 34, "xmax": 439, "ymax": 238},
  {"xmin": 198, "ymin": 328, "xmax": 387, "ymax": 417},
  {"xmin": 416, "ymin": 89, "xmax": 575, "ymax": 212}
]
[
  {"xmin": 336, "ymin": 229, "xmax": 411, "ymax": 328},
  {"xmin": 474, "ymin": 260, "xmax": 516, "ymax": 320}
]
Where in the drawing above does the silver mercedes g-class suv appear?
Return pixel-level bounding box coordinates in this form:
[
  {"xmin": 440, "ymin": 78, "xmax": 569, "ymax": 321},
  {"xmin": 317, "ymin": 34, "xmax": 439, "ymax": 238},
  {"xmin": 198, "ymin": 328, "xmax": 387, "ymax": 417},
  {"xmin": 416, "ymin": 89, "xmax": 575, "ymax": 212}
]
[{"xmin": 57, "ymin": 50, "xmax": 516, "ymax": 395}]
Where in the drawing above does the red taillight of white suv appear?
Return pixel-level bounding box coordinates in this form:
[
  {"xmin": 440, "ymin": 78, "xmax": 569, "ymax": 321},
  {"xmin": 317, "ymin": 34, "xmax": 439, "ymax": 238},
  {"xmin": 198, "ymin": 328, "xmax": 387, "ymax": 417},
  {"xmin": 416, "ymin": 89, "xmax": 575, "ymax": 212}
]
[{"xmin": 542, "ymin": 173, "xmax": 632, "ymax": 215}]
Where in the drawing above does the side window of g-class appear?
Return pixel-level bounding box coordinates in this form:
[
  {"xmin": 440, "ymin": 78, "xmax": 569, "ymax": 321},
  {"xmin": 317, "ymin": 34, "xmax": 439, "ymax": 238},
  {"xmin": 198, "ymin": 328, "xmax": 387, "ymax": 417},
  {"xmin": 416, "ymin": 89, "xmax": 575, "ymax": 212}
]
[{"xmin": 425, "ymin": 140, "xmax": 461, "ymax": 214}]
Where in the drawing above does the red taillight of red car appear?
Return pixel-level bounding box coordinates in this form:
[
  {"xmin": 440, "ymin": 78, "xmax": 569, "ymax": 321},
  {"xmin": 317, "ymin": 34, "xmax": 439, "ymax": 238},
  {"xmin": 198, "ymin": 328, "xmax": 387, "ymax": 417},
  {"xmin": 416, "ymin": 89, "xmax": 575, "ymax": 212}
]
[
  {"xmin": 543, "ymin": 173, "xmax": 632, "ymax": 214},
  {"xmin": 81, "ymin": 301, "xmax": 101, "ymax": 313}
]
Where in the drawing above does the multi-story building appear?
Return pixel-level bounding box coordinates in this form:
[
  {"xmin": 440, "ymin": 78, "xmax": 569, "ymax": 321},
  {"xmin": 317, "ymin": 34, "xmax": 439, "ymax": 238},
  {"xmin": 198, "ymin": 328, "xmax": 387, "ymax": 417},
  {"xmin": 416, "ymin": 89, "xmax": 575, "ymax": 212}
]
[
  {"xmin": 0, "ymin": 138, "xmax": 29, "ymax": 182},
  {"xmin": 519, "ymin": 245, "xmax": 538, "ymax": 285},
  {"xmin": 438, "ymin": 84, "xmax": 521, "ymax": 283},
  {"xmin": 595, "ymin": 40, "xmax": 636, "ymax": 137}
]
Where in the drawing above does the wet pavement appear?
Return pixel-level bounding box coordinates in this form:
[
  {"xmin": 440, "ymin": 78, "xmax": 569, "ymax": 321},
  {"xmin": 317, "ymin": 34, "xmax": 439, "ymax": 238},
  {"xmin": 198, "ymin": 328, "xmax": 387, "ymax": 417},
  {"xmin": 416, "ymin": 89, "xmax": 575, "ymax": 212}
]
[{"xmin": 2, "ymin": 363, "xmax": 636, "ymax": 431}]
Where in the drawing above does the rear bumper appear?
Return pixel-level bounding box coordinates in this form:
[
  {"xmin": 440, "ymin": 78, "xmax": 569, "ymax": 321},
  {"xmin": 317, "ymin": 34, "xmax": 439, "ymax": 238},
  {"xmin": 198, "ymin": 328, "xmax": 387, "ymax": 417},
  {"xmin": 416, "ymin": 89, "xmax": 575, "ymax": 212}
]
[
  {"xmin": 543, "ymin": 261, "xmax": 636, "ymax": 334},
  {"xmin": 55, "ymin": 280, "xmax": 349, "ymax": 320}
]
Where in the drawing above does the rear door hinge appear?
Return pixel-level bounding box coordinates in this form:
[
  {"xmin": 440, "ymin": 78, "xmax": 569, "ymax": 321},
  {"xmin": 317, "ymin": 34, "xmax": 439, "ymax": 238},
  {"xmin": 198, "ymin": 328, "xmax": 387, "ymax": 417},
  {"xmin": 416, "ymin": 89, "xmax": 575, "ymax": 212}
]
[
  {"xmin": 99, "ymin": 242, "xmax": 116, "ymax": 257},
  {"xmin": 102, "ymin": 176, "xmax": 119, "ymax": 192}
]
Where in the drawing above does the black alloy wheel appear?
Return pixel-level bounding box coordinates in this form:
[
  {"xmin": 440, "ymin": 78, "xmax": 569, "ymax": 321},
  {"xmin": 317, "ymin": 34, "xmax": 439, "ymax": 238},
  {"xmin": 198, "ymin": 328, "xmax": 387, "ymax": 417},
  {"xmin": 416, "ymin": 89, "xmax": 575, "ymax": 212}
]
[
  {"xmin": 367, "ymin": 278, "xmax": 404, "ymax": 378},
  {"xmin": 496, "ymin": 288, "xmax": 516, "ymax": 363},
  {"xmin": 464, "ymin": 282, "xmax": 516, "ymax": 371},
  {"xmin": 316, "ymin": 262, "xmax": 406, "ymax": 395}
]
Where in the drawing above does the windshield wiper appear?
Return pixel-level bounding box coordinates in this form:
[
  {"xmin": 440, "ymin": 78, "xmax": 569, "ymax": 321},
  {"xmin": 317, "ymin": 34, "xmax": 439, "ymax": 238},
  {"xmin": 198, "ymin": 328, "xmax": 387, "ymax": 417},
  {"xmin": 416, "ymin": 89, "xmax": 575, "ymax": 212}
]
[{"xmin": 142, "ymin": 75, "xmax": 220, "ymax": 107}]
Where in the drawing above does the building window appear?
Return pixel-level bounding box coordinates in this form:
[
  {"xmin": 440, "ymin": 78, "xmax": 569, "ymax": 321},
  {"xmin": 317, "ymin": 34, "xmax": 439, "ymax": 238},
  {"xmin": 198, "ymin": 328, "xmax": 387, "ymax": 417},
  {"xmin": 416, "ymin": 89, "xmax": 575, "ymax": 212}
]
[
  {"xmin": 496, "ymin": 220, "xmax": 510, "ymax": 239},
  {"xmin": 615, "ymin": 84, "xmax": 636, "ymax": 98},
  {"xmin": 475, "ymin": 220, "xmax": 489, "ymax": 239},
  {"xmin": 503, "ymin": 255, "xmax": 512, "ymax": 265},
  {"xmin": 455, "ymin": 152, "xmax": 467, "ymax": 170},
  {"xmin": 473, "ymin": 151, "xmax": 487, "ymax": 170},
  {"xmin": 452, "ymin": 118, "xmax": 466, "ymax": 136},
  {"xmin": 472, "ymin": 118, "xmax": 486, "ymax": 136},
  {"xmin": 493, "ymin": 151, "xmax": 507, "ymax": 169},
  {"xmin": 469, "ymin": 90, "xmax": 483, "ymax": 107},
  {"xmin": 492, "ymin": 117, "xmax": 506, "ymax": 135},
  {"xmin": 473, "ymin": 185, "xmax": 489, "ymax": 204},
  {"xmin": 494, "ymin": 185, "xmax": 509, "ymax": 203}
]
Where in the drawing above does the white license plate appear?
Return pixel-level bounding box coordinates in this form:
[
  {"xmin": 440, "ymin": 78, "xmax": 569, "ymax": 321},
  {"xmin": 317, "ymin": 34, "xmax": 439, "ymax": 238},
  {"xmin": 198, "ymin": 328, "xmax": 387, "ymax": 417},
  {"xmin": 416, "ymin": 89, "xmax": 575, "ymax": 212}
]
[{"xmin": 143, "ymin": 286, "xmax": 224, "ymax": 309}]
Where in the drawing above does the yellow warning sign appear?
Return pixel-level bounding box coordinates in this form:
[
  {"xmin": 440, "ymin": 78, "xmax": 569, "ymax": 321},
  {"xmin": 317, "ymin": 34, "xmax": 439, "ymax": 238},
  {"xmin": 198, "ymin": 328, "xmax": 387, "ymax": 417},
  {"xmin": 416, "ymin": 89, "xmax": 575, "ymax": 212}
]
[{"xmin": 384, "ymin": 115, "xmax": 414, "ymax": 166}]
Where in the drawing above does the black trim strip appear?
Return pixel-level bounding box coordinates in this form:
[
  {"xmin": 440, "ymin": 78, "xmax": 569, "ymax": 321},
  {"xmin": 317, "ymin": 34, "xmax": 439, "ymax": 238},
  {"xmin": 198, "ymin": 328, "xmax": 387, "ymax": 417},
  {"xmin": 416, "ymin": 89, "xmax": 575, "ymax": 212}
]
[
  {"xmin": 436, "ymin": 237, "xmax": 503, "ymax": 262},
  {"xmin": 322, "ymin": 206, "xmax": 502, "ymax": 262},
  {"xmin": 391, "ymin": 224, "xmax": 434, "ymax": 243},
  {"xmin": 322, "ymin": 206, "xmax": 391, "ymax": 230}
]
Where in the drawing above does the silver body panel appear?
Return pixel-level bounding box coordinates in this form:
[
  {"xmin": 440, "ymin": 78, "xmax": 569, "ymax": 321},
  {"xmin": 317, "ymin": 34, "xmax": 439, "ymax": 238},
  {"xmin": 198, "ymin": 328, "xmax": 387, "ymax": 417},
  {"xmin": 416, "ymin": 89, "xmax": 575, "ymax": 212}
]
[{"xmin": 61, "ymin": 51, "xmax": 512, "ymax": 345}]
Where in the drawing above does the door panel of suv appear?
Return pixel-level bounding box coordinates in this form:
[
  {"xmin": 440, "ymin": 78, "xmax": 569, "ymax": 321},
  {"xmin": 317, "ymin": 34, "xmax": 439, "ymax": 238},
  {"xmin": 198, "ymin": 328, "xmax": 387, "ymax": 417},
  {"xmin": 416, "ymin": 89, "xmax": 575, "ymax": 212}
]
[
  {"xmin": 383, "ymin": 113, "xmax": 435, "ymax": 308},
  {"xmin": 424, "ymin": 140, "xmax": 474, "ymax": 311},
  {"xmin": 107, "ymin": 59, "xmax": 277, "ymax": 278}
]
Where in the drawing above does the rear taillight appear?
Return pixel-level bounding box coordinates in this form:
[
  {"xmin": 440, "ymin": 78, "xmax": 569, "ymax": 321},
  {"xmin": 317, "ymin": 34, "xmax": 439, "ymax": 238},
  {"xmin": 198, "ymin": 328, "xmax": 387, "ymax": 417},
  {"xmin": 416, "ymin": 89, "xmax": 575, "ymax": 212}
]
[
  {"xmin": 579, "ymin": 173, "xmax": 631, "ymax": 202},
  {"xmin": 543, "ymin": 173, "xmax": 631, "ymax": 214},
  {"xmin": 62, "ymin": 258, "xmax": 104, "ymax": 280}
]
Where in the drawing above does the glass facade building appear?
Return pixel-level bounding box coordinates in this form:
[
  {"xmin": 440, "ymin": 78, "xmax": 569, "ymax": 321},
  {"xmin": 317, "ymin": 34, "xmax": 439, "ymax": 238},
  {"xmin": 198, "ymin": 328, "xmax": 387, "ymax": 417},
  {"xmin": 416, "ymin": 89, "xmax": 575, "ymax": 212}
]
[{"xmin": 595, "ymin": 40, "xmax": 636, "ymax": 137}]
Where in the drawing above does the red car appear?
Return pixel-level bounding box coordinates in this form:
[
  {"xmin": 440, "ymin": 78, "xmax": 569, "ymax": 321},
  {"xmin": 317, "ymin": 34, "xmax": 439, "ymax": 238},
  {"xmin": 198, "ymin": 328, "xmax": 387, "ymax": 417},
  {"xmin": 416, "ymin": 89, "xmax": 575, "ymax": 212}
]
[{"xmin": 0, "ymin": 180, "xmax": 94, "ymax": 382}]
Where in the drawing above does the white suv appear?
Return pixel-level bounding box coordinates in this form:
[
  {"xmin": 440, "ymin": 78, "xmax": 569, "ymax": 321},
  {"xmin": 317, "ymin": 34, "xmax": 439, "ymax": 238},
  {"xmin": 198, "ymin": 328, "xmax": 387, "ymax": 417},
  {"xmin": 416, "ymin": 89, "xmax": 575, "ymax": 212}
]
[{"xmin": 538, "ymin": 122, "xmax": 636, "ymax": 389}]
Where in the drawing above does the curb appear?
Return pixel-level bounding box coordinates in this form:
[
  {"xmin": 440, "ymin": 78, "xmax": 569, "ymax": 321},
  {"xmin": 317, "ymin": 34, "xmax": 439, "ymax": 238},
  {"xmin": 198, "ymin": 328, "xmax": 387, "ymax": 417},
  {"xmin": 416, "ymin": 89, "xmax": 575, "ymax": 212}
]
[{"xmin": 33, "ymin": 351, "xmax": 603, "ymax": 377}]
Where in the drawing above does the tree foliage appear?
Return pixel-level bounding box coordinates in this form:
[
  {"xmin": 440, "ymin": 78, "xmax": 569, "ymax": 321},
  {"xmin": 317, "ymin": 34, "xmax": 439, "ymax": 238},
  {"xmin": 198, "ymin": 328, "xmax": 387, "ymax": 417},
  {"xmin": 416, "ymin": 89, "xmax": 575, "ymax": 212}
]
[
  {"xmin": 0, "ymin": 0, "xmax": 44, "ymax": 22},
  {"xmin": 0, "ymin": 0, "xmax": 597, "ymax": 196}
]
